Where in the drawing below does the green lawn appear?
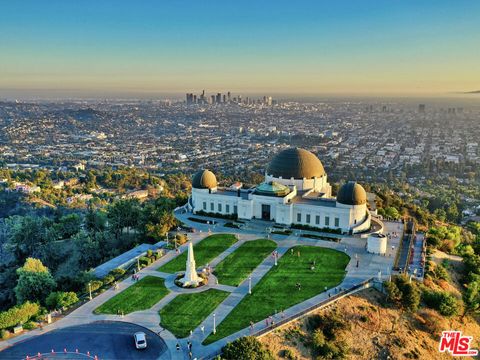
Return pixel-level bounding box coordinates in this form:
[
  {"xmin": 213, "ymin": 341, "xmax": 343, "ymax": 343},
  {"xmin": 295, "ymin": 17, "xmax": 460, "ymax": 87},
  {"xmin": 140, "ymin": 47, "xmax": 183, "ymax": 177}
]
[
  {"xmin": 159, "ymin": 289, "xmax": 229, "ymax": 338},
  {"xmin": 157, "ymin": 234, "xmax": 237, "ymax": 273},
  {"xmin": 94, "ymin": 276, "xmax": 169, "ymax": 315},
  {"xmin": 214, "ymin": 239, "xmax": 277, "ymax": 286},
  {"xmin": 203, "ymin": 245, "xmax": 349, "ymax": 344}
]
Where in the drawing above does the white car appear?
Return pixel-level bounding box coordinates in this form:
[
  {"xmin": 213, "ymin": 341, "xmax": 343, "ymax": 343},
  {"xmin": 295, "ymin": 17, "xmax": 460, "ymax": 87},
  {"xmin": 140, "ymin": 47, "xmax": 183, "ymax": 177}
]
[{"xmin": 134, "ymin": 332, "xmax": 147, "ymax": 349}]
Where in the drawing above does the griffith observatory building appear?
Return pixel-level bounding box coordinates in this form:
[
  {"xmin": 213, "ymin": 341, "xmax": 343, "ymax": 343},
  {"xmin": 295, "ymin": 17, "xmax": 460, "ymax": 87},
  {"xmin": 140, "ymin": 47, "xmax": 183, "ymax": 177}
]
[{"xmin": 188, "ymin": 147, "xmax": 371, "ymax": 234}]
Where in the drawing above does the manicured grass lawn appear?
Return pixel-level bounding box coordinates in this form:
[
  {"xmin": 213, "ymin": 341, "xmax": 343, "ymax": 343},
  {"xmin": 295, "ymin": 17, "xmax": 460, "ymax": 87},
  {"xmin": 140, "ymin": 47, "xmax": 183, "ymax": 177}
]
[
  {"xmin": 159, "ymin": 289, "xmax": 229, "ymax": 338},
  {"xmin": 94, "ymin": 276, "xmax": 169, "ymax": 315},
  {"xmin": 157, "ymin": 234, "xmax": 237, "ymax": 273},
  {"xmin": 214, "ymin": 239, "xmax": 277, "ymax": 286},
  {"xmin": 203, "ymin": 245, "xmax": 349, "ymax": 344}
]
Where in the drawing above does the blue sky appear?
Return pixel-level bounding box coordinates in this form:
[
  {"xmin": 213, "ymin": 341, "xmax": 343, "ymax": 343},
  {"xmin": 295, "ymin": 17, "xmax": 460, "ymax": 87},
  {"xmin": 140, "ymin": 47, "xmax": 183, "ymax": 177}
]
[{"xmin": 1, "ymin": 1, "xmax": 479, "ymax": 97}]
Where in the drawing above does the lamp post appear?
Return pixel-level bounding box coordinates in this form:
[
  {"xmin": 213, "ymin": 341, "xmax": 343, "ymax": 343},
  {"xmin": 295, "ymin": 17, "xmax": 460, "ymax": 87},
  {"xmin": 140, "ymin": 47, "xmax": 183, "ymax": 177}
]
[
  {"xmin": 213, "ymin": 313, "xmax": 216, "ymax": 334},
  {"xmin": 88, "ymin": 282, "xmax": 92, "ymax": 300},
  {"xmin": 248, "ymin": 276, "xmax": 252, "ymax": 295}
]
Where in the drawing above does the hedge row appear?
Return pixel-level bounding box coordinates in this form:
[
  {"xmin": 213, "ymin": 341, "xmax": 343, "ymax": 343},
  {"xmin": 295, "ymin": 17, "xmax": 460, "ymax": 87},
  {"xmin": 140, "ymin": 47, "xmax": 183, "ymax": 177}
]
[
  {"xmin": 0, "ymin": 301, "xmax": 40, "ymax": 330},
  {"xmin": 290, "ymin": 223, "xmax": 343, "ymax": 234}
]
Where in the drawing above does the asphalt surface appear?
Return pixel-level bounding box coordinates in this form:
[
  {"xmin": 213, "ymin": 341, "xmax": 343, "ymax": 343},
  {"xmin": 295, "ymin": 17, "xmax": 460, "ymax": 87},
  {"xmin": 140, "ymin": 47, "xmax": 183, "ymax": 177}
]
[{"xmin": 0, "ymin": 321, "xmax": 170, "ymax": 360}]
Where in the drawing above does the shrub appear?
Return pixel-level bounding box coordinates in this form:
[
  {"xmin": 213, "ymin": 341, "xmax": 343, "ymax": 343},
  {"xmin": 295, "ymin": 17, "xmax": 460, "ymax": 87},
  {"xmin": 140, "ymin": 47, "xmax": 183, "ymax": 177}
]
[
  {"xmin": 195, "ymin": 210, "xmax": 238, "ymax": 220},
  {"xmin": 0, "ymin": 302, "xmax": 40, "ymax": 330},
  {"xmin": 281, "ymin": 349, "xmax": 296, "ymax": 360},
  {"xmin": 46, "ymin": 291, "xmax": 79, "ymax": 310},
  {"xmin": 422, "ymin": 290, "xmax": 458, "ymax": 317},
  {"xmin": 438, "ymin": 294, "xmax": 459, "ymax": 317},
  {"xmin": 222, "ymin": 336, "xmax": 274, "ymax": 360},
  {"xmin": 147, "ymin": 249, "xmax": 153, "ymax": 257},
  {"xmin": 85, "ymin": 280, "xmax": 103, "ymax": 294},
  {"xmin": 109, "ymin": 268, "xmax": 126, "ymax": 278},
  {"xmin": 175, "ymin": 233, "xmax": 188, "ymax": 245},
  {"xmin": 312, "ymin": 329, "xmax": 326, "ymax": 349},
  {"xmin": 290, "ymin": 223, "xmax": 342, "ymax": 234},
  {"xmin": 102, "ymin": 274, "xmax": 115, "ymax": 286},
  {"xmin": 1, "ymin": 329, "xmax": 11, "ymax": 340},
  {"xmin": 434, "ymin": 264, "xmax": 450, "ymax": 281},
  {"xmin": 23, "ymin": 321, "xmax": 37, "ymax": 330},
  {"xmin": 139, "ymin": 256, "xmax": 151, "ymax": 268}
]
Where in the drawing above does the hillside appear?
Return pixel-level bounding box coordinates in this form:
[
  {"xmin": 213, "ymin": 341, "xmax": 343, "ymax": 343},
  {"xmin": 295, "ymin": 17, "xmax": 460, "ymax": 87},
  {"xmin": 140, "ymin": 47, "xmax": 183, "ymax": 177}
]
[{"xmin": 260, "ymin": 287, "xmax": 480, "ymax": 359}]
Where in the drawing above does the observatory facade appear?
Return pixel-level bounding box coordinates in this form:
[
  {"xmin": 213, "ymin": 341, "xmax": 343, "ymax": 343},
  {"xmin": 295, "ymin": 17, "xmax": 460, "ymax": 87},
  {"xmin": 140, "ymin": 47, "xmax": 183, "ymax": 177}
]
[{"xmin": 189, "ymin": 148, "xmax": 371, "ymax": 234}]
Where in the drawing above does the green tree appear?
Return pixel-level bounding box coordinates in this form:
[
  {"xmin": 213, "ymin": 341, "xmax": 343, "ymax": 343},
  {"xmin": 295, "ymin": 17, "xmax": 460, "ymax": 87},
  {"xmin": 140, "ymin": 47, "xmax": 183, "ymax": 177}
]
[
  {"xmin": 57, "ymin": 214, "xmax": 82, "ymax": 239},
  {"xmin": 384, "ymin": 207, "xmax": 400, "ymax": 220},
  {"xmin": 85, "ymin": 207, "xmax": 107, "ymax": 233},
  {"xmin": 438, "ymin": 293, "xmax": 459, "ymax": 317},
  {"xmin": 15, "ymin": 258, "xmax": 56, "ymax": 304},
  {"xmin": 384, "ymin": 280, "xmax": 402, "ymax": 306},
  {"xmin": 8, "ymin": 216, "xmax": 53, "ymax": 260},
  {"xmin": 400, "ymin": 283, "xmax": 421, "ymax": 312},
  {"xmin": 462, "ymin": 281, "xmax": 480, "ymax": 318},
  {"xmin": 107, "ymin": 199, "xmax": 141, "ymax": 238},
  {"xmin": 45, "ymin": 291, "xmax": 78, "ymax": 310},
  {"xmin": 222, "ymin": 336, "xmax": 274, "ymax": 360}
]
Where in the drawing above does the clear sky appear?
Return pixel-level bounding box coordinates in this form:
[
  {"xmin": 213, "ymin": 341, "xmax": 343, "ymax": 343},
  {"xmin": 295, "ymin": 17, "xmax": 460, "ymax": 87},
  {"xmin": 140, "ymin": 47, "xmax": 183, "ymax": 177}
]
[{"xmin": 1, "ymin": 1, "xmax": 479, "ymax": 97}]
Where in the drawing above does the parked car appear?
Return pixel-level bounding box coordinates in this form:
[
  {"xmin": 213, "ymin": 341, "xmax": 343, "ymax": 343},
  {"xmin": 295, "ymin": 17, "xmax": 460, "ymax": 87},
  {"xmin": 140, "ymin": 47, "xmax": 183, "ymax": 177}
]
[{"xmin": 134, "ymin": 332, "xmax": 147, "ymax": 349}]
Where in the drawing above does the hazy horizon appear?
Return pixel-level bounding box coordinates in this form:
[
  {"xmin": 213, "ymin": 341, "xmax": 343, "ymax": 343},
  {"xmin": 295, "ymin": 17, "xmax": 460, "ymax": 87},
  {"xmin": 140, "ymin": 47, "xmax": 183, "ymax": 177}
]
[{"xmin": 1, "ymin": 1, "xmax": 479, "ymax": 97}]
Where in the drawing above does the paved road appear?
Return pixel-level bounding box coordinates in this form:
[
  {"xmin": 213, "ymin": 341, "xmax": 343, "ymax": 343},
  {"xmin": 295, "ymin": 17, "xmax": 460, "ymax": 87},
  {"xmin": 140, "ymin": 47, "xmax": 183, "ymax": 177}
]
[{"xmin": 0, "ymin": 321, "xmax": 170, "ymax": 360}]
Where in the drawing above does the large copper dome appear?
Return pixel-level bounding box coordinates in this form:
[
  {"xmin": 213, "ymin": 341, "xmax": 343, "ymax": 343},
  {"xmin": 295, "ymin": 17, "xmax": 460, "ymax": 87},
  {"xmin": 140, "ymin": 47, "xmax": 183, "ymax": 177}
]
[{"xmin": 267, "ymin": 148, "xmax": 326, "ymax": 179}]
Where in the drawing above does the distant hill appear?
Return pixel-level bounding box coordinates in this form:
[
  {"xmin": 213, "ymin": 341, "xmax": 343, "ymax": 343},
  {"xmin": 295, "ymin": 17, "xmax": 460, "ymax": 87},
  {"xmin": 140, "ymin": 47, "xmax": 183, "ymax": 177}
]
[
  {"xmin": 63, "ymin": 108, "xmax": 105, "ymax": 121},
  {"xmin": 465, "ymin": 90, "xmax": 480, "ymax": 94}
]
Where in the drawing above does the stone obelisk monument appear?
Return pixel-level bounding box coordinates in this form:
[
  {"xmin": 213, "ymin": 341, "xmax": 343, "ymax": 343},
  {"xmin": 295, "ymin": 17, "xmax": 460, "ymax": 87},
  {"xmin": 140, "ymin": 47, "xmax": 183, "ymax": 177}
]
[{"xmin": 180, "ymin": 241, "xmax": 201, "ymax": 287}]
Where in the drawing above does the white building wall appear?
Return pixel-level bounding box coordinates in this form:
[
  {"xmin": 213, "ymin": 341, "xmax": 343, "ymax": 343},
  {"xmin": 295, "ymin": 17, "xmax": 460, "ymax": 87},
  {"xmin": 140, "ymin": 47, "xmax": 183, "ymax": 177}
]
[
  {"xmin": 264, "ymin": 174, "xmax": 331, "ymax": 196},
  {"xmin": 292, "ymin": 204, "xmax": 351, "ymax": 232},
  {"xmin": 237, "ymin": 199, "xmax": 253, "ymax": 219},
  {"xmin": 192, "ymin": 188, "xmax": 241, "ymax": 216},
  {"xmin": 191, "ymin": 187, "xmax": 370, "ymax": 233}
]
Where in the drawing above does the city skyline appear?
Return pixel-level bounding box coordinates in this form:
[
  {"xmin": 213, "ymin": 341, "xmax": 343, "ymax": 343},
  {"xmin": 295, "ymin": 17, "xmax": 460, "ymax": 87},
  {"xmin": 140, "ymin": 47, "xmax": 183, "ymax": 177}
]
[{"xmin": 1, "ymin": 1, "xmax": 480, "ymax": 98}]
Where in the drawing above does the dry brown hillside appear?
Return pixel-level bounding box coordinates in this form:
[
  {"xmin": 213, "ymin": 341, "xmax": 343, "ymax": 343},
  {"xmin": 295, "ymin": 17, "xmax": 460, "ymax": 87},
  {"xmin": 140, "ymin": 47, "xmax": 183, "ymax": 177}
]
[{"xmin": 259, "ymin": 287, "xmax": 480, "ymax": 360}]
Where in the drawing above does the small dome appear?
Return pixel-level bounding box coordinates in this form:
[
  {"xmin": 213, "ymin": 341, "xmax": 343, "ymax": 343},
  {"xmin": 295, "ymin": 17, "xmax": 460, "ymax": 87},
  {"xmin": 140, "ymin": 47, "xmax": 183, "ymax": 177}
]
[
  {"xmin": 267, "ymin": 148, "xmax": 325, "ymax": 179},
  {"xmin": 192, "ymin": 170, "xmax": 217, "ymax": 189},
  {"xmin": 255, "ymin": 181, "xmax": 291, "ymax": 197},
  {"xmin": 337, "ymin": 181, "xmax": 367, "ymax": 205}
]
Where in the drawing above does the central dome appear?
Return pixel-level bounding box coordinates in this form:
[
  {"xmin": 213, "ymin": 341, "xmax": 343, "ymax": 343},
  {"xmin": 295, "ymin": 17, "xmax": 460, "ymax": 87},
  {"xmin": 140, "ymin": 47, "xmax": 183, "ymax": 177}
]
[{"xmin": 267, "ymin": 148, "xmax": 326, "ymax": 179}]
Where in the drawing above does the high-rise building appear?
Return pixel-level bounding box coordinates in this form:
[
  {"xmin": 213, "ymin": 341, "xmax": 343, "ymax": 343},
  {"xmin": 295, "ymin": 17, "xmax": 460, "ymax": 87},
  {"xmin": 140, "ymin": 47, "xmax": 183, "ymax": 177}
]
[
  {"xmin": 227, "ymin": 91, "xmax": 231, "ymax": 102},
  {"xmin": 216, "ymin": 93, "xmax": 222, "ymax": 104},
  {"xmin": 418, "ymin": 104, "xmax": 426, "ymax": 113}
]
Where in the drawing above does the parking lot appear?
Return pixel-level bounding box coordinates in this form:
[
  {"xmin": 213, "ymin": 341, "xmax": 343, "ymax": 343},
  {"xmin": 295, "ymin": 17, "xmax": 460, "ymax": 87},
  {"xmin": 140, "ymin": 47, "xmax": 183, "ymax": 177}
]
[{"xmin": 0, "ymin": 321, "xmax": 170, "ymax": 360}]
